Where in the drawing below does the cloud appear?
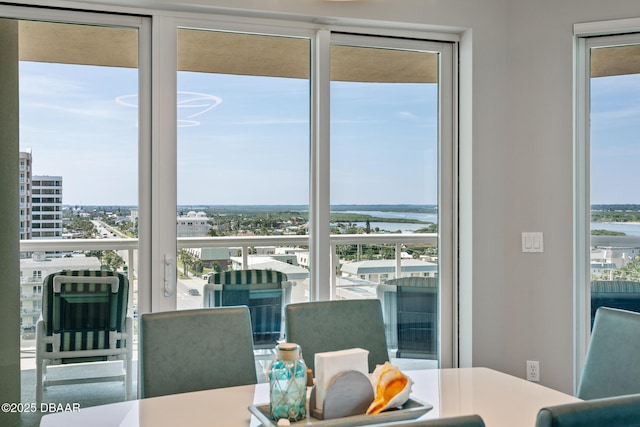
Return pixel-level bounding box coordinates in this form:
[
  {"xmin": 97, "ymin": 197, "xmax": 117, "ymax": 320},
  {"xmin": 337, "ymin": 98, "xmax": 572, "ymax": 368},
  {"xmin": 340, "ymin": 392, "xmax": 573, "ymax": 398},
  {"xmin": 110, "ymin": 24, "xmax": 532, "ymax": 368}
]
[
  {"xmin": 395, "ymin": 111, "xmax": 418, "ymax": 120},
  {"xmin": 19, "ymin": 74, "xmax": 87, "ymax": 97}
]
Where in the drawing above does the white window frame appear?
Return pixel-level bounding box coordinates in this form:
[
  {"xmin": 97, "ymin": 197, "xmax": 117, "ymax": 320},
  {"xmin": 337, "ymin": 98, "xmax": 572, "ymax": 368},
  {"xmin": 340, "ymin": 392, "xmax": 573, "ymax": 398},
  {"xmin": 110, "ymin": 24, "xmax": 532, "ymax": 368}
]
[
  {"xmin": 2, "ymin": 2, "xmax": 459, "ymax": 368},
  {"xmin": 0, "ymin": 3, "xmax": 152, "ymax": 314},
  {"xmin": 574, "ymin": 19, "xmax": 640, "ymax": 392}
]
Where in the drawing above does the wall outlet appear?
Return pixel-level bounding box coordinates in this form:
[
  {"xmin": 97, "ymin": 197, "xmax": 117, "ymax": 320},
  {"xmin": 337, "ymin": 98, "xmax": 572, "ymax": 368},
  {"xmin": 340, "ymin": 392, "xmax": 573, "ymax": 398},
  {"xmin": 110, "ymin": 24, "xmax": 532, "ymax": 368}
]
[{"xmin": 527, "ymin": 360, "xmax": 540, "ymax": 382}]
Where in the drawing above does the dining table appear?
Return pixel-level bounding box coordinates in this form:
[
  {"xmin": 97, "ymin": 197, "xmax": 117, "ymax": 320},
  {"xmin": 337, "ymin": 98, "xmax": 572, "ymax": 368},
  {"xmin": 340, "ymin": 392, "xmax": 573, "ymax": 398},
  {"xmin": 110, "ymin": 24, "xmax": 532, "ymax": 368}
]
[{"xmin": 39, "ymin": 367, "xmax": 581, "ymax": 427}]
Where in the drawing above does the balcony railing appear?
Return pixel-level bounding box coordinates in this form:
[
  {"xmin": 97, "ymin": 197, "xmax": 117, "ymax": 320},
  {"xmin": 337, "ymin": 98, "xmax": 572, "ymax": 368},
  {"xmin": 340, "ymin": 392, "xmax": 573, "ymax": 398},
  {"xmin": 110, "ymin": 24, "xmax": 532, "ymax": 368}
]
[{"xmin": 20, "ymin": 232, "xmax": 437, "ymax": 294}]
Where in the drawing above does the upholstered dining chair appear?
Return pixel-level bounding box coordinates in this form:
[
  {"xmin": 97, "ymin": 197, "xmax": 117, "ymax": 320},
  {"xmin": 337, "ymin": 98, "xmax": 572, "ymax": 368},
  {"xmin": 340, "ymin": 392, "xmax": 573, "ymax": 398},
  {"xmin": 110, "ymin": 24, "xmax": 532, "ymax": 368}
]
[
  {"xmin": 139, "ymin": 306, "xmax": 257, "ymax": 398},
  {"xmin": 35, "ymin": 270, "xmax": 132, "ymax": 405},
  {"xmin": 577, "ymin": 307, "xmax": 640, "ymax": 400},
  {"xmin": 376, "ymin": 415, "xmax": 486, "ymax": 427},
  {"xmin": 535, "ymin": 393, "xmax": 640, "ymax": 427},
  {"xmin": 285, "ymin": 299, "xmax": 389, "ymax": 374}
]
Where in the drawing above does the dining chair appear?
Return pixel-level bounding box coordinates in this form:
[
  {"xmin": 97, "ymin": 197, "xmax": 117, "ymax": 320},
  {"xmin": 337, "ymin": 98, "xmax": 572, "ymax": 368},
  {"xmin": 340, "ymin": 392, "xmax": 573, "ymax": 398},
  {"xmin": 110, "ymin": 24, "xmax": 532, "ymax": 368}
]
[
  {"xmin": 577, "ymin": 306, "xmax": 640, "ymax": 400},
  {"xmin": 535, "ymin": 393, "xmax": 640, "ymax": 427},
  {"xmin": 35, "ymin": 270, "xmax": 132, "ymax": 405},
  {"xmin": 139, "ymin": 306, "xmax": 257, "ymax": 398},
  {"xmin": 377, "ymin": 277, "xmax": 438, "ymax": 359},
  {"xmin": 376, "ymin": 414, "xmax": 486, "ymax": 427},
  {"xmin": 285, "ymin": 299, "xmax": 389, "ymax": 374},
  {"xmin": 203, "ymin": 269, "xmax": 292, "ymax": 350}
]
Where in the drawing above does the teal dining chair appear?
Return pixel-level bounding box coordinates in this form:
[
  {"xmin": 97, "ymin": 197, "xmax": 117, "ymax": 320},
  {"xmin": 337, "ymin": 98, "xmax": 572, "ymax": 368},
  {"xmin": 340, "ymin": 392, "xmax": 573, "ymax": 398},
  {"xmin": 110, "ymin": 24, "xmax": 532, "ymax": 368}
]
[
  {"xmin": 536, "ymin": 393, "xmax": 640, "ymax": 427},
  {"xmin": 285, "ymin": 299, "xmax": 389, "ymax": 374},
  {"xmin": 139, "ymin": 306, "xmax": 257, "ymax": 398},
  {"xmin": 376, "ymin": 415, "xmax": 485, "ymax": 427},
  {"xmin": 577, "ymin": 307, "xmax": 640, "ymax": 400}
]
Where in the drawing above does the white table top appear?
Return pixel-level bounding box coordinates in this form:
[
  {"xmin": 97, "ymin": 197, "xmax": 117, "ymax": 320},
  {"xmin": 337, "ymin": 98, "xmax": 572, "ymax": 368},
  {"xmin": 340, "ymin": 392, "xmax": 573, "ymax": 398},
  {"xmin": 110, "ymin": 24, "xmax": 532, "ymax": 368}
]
[{"xmin": 40, "ymin": 367, "xmax": 580, "ymax": 427}]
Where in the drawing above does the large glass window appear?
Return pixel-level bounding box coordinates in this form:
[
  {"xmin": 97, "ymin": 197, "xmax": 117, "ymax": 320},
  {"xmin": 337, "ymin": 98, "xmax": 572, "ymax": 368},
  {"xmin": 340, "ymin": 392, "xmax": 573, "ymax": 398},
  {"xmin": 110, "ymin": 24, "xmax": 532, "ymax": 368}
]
[
  {"xmin": 577, "ymin": 32, "xmax": 640, "ymax": 380},
  {"xmin": 584, "ymin": 37, "xmax": 640, "ymax": 324},
  {"xmin": 5, "ymin": 11, "xmax": 145, "ymax": 415},
  {"xmin": 175, "ymin": 29, "xmax": 311, "ymax": 310},
  {"xmin": 329, "ymin": 35, "xmax": 452, "ymax": 368}
]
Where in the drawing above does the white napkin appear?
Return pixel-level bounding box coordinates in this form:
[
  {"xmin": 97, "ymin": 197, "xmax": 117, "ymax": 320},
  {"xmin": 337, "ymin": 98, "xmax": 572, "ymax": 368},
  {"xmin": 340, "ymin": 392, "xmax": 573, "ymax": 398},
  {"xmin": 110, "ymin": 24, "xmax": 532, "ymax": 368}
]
[{"xmin": 314, "ymin": 348, "xmax": 369, "ymax": 412}]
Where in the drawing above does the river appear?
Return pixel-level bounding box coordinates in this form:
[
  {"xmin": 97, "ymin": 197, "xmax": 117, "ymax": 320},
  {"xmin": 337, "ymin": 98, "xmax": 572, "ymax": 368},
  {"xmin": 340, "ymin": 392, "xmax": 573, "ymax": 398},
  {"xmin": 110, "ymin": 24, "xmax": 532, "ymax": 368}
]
[{"xmin": 335, "ymin": 209, "xmax": 640, "ymax": 236}]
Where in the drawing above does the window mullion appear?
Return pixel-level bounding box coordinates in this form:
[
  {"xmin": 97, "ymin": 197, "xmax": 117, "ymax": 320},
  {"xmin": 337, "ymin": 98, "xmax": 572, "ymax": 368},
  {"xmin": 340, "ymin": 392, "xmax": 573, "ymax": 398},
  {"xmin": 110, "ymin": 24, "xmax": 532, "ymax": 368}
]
[{"xmin": 309, "ymin": 29, "xmax": 331, "ymax": 301}]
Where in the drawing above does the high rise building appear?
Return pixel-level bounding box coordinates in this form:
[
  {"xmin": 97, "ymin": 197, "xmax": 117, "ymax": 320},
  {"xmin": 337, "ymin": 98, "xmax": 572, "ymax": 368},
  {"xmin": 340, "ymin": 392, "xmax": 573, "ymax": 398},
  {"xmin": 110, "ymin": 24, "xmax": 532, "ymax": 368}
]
[
  {"xmin": 19, "ymin": 150, "xmax": 32, "ymax": 240},
  {"xmin": 32, "ymin": 175, "xmax": 63, "ymax": 239}
]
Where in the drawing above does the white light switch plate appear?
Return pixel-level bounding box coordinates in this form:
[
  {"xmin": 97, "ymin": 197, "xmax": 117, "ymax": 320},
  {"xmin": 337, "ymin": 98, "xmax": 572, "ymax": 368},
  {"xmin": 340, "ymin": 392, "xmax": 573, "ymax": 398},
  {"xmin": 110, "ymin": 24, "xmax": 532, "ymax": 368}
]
[{"xmin": 522, "ymin": 232, "xmax": 544, "ymax": 252}]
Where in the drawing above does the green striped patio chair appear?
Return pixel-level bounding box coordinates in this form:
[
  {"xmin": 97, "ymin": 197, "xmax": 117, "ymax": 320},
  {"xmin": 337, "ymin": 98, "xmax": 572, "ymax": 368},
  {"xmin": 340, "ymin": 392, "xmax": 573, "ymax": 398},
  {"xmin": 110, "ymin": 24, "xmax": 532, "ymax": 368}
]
[
  {"xmin": 203, "ymin": 269, "xmax": 291, "ymax": 349},
  {"xmin": 377, "ymin": 277, "xmax": 438, "ymax": 360},
  {"xmin": 35, "ymin": 270, "xmax": 133, "ymax": 405}
]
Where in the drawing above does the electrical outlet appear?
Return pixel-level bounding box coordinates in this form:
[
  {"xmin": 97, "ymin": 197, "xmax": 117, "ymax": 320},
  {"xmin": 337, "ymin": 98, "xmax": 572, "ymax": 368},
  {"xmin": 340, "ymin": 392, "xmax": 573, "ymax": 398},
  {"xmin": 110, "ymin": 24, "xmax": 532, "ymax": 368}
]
[{"xmin": 527, "ymin": 360, "xmax": 540, "ymax": 382}]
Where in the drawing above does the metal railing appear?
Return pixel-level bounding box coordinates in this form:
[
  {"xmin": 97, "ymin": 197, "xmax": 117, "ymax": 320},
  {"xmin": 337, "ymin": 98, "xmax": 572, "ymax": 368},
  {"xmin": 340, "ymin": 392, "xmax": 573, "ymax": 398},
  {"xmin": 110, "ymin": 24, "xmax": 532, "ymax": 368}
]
[{"xmin": 21, "ymin": 233, "xmax": 438, "ymax": 296}]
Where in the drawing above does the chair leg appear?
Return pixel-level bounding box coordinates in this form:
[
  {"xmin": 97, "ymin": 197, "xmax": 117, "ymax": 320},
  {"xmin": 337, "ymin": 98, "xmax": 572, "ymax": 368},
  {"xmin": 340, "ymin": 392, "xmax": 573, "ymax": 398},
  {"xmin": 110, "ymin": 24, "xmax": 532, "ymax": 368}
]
[
  {"xmin": 35, "ymin": 321, "xmax": 44, "ymax": 405},
  {"xmin": 125, "ymin": 317, "xmax": 133, "ymax": 400}
]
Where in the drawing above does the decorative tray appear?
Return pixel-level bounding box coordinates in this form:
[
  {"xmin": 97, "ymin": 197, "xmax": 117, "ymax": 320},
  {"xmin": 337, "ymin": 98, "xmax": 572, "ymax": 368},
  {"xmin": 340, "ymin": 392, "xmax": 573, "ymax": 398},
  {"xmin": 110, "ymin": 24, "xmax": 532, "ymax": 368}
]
[{"xmin": 248, "ymin": 397, "xmax": 432, "ymax": 427}]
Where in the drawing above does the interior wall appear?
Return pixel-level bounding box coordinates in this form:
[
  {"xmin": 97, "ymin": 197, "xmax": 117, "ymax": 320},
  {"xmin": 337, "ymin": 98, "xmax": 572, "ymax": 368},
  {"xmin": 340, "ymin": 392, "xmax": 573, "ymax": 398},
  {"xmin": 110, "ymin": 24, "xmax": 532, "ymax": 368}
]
[
  {"xmin": 0, "ymin": 18, "xmax": 21, "ymax": 427},
  {"xmin": 504, "ymin": 0, "xmax": 640, "ymax": 393}
]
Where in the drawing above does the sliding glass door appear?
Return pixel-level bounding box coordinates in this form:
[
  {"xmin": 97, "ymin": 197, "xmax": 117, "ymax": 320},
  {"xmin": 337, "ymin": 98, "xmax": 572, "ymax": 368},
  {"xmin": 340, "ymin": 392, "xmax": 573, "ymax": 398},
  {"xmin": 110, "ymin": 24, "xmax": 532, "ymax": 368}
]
[
  {"xmin": 329, "ymin": 35, "xmax": 454, "ymax": 367},
  {"xmin": 0, "ymin": 5, "xmax": 149, "ymax": 408}
]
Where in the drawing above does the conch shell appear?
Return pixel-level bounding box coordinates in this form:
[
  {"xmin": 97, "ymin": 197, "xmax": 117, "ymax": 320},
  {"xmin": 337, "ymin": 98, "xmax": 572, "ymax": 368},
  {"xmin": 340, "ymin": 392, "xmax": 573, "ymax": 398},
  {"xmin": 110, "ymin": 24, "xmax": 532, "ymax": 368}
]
[{"xmin": 366, "ymin": 362, "xmax": 413, "ymax": 415}]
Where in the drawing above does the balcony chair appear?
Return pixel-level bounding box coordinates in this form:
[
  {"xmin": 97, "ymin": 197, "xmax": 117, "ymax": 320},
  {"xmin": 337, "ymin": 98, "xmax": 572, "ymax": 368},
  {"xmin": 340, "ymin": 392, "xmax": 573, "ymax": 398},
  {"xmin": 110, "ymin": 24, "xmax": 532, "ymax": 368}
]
[
  {"xmin": 203, "ymin": 269, "xmax": 291, "ymax": 350},
  {"xmin": 139, "ymin": 306, "xmax": 257, "ymax": 398},
  {"xmin": 535, "ymin": 393, "xmax": 640, "ymax": 427},
  {"xmin": 377, "ymin": 415, "xmax": 485, "ymax": 427},
  {"xmin": 35, "ymin": 270, "xmax": 132, "ymax": 405},
  {"xmin": 285, "ymin": 299, "xmax": 389, "ymax": 374},
  {"xmin": 590, "ymin": 280, "xmax": 640, "ymax": 328},
  {"xmin": 377, "ymin": 277, "xmax": 438, "ymax": 359},
  {"xmin": 577, "ymin": 307, "xmax": 640, "ymax": 400}
]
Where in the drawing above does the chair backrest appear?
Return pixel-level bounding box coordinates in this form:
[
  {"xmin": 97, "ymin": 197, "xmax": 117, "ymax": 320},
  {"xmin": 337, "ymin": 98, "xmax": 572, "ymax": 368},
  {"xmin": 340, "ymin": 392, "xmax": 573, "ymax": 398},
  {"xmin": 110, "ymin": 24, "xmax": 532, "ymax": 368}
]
[
  {"xmin": 535, "ymin": 393, "xmax": 640, "ymax": 427},
  {"xmin": 285, "ymin": 299, "xmax": 389, "ymax": 374},
  {"xmin": 590, "ymin": 280, "xmax": 640, "ymax": 328},
  {"xmin": 577, "ymin": 307, "xmax": 640, "ymax": 400},
  {"xmin": 384, "ymin": 277, "xmax": 438, "ymax": 359},
  {"xmin": 377, "ymin": 415, "xmax": 485, "ymax": 427},
  {"xmin": 42, "ymin": 270, "xmax": 129, "ymax": 356},
  {"xmin": 203, "ymin": 269, "xmax": 290, "ymax": 348},
  {"xmin": 139, "ymin": 306, "xmax": 257, "ymax": 398}
]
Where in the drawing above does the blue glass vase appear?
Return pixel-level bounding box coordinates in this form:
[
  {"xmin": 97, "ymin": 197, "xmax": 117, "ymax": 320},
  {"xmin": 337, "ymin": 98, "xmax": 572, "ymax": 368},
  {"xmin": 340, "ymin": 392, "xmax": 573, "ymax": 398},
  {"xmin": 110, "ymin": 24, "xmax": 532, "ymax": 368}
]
[{"xmin": 269, "ymin": 343, "xmax": 307, "ymax": 422}]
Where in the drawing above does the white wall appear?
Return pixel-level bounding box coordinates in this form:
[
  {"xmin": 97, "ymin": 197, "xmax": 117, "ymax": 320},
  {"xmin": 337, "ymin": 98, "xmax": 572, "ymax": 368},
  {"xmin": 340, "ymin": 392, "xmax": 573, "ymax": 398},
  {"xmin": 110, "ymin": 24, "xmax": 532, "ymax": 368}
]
[{"xmin": 503, "ymin": 0, "xmax": 640, "ymax": 393}]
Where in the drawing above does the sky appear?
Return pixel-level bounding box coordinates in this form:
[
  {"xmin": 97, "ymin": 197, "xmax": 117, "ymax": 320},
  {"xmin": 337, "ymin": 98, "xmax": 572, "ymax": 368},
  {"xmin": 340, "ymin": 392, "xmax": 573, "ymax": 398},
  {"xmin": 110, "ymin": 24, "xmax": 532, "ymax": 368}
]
[
  {"xmin": 19, "ymin": 60, "xmax": 638, "ymax": 207},
  {"xmin": 19, "ymin": 61, "xmax": 438, "ymax": 206},
  {"xmin": 590, "ymin": 73, "xmax": 640, "ymax": 204}
]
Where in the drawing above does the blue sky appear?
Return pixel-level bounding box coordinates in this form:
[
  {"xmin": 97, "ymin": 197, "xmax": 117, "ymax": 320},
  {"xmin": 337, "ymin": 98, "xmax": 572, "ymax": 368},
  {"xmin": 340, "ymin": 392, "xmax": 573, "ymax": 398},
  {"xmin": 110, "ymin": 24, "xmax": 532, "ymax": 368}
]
[
  {"xmin": 20, "ymin": 61, "xmax": 637, "ymax": 207},
  {"xmin": 19, "ymin": 61, "xmax": 437, "ymax": 206},
  {"xmin": 590, "ymin": 73, "xmax": 640, "ymax": 204}
]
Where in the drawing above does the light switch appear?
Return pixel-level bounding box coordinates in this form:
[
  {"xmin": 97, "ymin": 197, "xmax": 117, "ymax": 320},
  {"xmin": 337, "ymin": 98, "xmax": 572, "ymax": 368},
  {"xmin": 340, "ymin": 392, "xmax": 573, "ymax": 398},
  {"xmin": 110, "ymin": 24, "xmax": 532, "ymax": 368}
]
[{"xmin": 522, "ymin": 232, "xmax": 544, "ymax": 253}]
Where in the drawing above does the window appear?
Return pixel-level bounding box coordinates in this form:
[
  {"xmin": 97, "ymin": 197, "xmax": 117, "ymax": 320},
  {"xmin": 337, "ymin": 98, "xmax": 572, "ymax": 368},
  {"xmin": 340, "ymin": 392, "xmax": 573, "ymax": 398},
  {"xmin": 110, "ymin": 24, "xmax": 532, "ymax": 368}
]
[
  {"xmin": 174, "ymin": 27, "xmax": 311, "ymax": 310},
  {"xmin": 576, "ymin": 29, "xmax": 640, "ymax": 385},
  {"xmin": 4, "ymin": 6, "xmax": 148, "ymax": 406}
]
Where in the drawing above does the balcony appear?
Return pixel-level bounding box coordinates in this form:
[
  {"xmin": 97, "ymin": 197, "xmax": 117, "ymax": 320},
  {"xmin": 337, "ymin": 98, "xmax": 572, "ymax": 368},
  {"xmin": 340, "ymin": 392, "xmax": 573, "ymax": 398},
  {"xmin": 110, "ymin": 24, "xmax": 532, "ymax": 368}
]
[{"xmin": 18, "ymin": 232, "xmax": 438, "ymax": 423}]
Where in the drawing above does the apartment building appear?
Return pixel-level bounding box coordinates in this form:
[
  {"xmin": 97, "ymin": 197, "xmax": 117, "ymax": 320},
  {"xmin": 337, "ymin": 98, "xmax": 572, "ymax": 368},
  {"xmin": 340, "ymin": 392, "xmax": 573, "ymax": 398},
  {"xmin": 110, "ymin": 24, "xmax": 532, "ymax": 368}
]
[
  {"xmin": 18, "ymin": 150, "xmax": 32, "ymax": 240},
  {"xmin": 177, "ymin": 211, "xmax": 211, "ymax": 237},
  {"xmin": 31, "ymin": 175, "xmax": 63, "ymax": 240}
]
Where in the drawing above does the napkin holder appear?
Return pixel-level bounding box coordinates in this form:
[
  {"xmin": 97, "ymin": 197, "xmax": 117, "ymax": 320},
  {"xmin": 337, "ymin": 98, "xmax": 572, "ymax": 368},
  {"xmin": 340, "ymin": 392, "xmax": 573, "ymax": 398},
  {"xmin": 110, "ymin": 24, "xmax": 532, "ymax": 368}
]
[{"xmin": 309, "ymin": 370, "xmax": 374, "ymax": 420}]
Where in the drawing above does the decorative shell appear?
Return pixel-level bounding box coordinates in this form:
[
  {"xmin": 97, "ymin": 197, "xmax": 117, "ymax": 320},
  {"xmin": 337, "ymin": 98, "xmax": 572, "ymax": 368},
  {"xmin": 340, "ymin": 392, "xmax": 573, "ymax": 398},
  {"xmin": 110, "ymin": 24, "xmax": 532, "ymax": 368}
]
[{"xmin": 366, "ymin": 362, "xmax": 413, "ymax": 415}]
